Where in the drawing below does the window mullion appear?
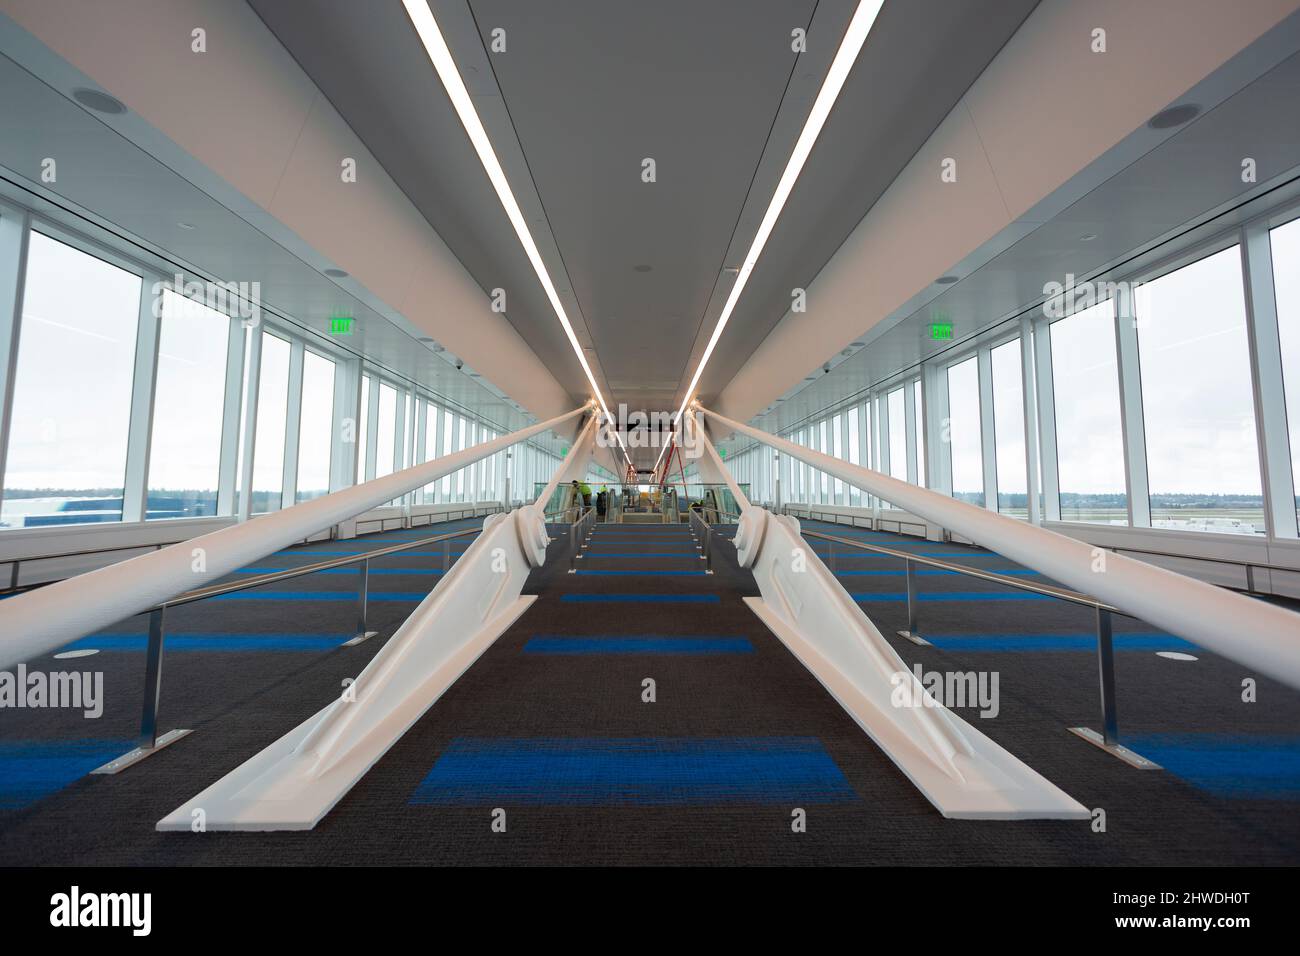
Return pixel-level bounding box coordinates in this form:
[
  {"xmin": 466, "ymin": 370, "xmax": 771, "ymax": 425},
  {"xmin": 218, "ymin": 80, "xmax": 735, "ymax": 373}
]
[
  {"xmin": 0, "ymin": 208, "xmax": 31, "ymax": 516},
  {"xmin": 281, "ymin": 341, "xmax": 304, "ymax": 511},
  {"xmin": 977, "ymin": 348, "xmax": 997, "ymax": 512},
  {"xmin": 216, "ymin": 317, "xmax": 245, "ymax": 516},
  {"xmin": 1019, "ymin": 317, "xmax": 1042, "ymax": 525},
  {"xmin": 1242, "ymin": 223, "xmax": 1297, "ymax": 539},
  {"xmin": 1114, "ymin": 290, "xmax": 1152, "ymax": 527},
  {"xmin": 236, "ymin": 328, "xmax": 264, "ymax": 522},
  {"xmin": 122, "ymin": 273, "xmax": 162, "ymax": 523},
  {"xmin": 1032, "ymin": 318, "xmax": 1061, "ymax": 521}
]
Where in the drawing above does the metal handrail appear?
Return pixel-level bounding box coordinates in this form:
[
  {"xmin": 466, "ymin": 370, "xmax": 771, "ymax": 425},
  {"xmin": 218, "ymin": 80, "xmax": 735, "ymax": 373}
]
[
  {"xmin": 802, "ymin": 528, "xmax": 1118, "ymax": 612},
  {"xmin": 700, "ymin": 403, "xmax": 1300, "ymax": 700},
  {"xmin": 691, "ymin": 505, "xmax": 742, "ymax": 525},
  {"xmin": 799, "ymin": 524, "xmax": 1142, "ymax": 763},
  {"xmin": 0, "ymin": 505, "xmax": 497, "ymax": 593},
  {"xmin": 789, "ymin": 504, "xmax": 1300, "ymax": 582},
  {"xmin": 688, "ymin": 508, "xmax": 719, "ymax": 575},
  {"xmin": 567, "ymin": 505, "xmax": 597, "ymax": 572},
  {"xmin": 0, "ymin": 404, "xmax": 589, "ymax": 673},
  {"xmin": 98, "ymin": 521, "xmax": 492, "ymax": 772},
  {"xmin": 154, "ymin": 525, "xmax": 483, "ymax": 610}
]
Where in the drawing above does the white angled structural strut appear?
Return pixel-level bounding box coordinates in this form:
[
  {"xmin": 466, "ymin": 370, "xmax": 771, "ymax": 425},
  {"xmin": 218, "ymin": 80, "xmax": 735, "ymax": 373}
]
[
  {"xmin": 157, "ymin": 411, "xmax": 603, "ymax": 831},
  {"xmin": 699, "ymin": 405, "xmax": 1300, "ymax": 694},
  {"xmin": 686, "ymin": 410, "xmax": 1089, "ymax": 820},
  {"xmin": 0, "ymin": 404, "xmax": 590, "ymax": 672}
]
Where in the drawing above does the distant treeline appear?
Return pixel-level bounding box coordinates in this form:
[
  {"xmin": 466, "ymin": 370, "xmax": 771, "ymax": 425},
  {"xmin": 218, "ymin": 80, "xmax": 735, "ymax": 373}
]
[{"xmin": 993, "ymin": 493, "xmax": 1267, "ymax": 508}]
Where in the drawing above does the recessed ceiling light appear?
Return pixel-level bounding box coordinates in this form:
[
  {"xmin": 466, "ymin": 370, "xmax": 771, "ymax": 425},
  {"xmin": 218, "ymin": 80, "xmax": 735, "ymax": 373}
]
[
  {"xmin": 403, "ymin": 0, "xmax": 628, "ymax": 467},
  {"xmin": 841, "ymin": 348, "xmax": 854, "ymax": 356},
  {"xmin": 177, "ymin": 221, "xmax": 196, "ymax": 231},
  {"xmin": 850, "ymin": 341, "xmax": 865, "ymax": 347},
  {"xmin": 935, "ymin": 275, "xmax": 959, "ymax": 285},
  {"xmin": 1148, "ymin": 104, "xmax": 1200, "ymax": 129},
  {"xmin": 1080, "ymin": 233, "xmax": 1097, "ymax": 242},
  {"xmin": 324, "ymin": 268, "xmax": 348, "ymax": 278},
  {"xmin": 656, "ymin": 0, "xmax": 886, "ymax": 473},
  {"xmin": 633, "ymin": 264, "xmax": 653, "ymax": 273},
  {"xmin": 73, "ymin": 88, "xmax": 126, "ymax": 114}
]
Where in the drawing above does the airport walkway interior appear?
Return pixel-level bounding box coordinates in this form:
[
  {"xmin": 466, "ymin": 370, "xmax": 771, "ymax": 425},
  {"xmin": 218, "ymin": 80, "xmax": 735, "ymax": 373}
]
[{"xmin": 2, "ymin": 0, "xmax": 1300, "ymax": 889}]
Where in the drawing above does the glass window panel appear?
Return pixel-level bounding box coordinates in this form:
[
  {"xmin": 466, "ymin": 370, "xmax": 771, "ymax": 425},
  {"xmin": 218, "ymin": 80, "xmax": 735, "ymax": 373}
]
[
  {"xmin": 1133, "ymin": 246, "xmax": 1263, "ymax": 534},
  {"xmin": 424, "ymin": 402, "xmax": 440, "ymax": 503},
  {"xmin": 251, "ymin": 333, "xmax": 290, "ymax": 514},
  {"xmin": 295, "ymin": 350, "xmax": 335, "ymax": 502},
  {"xmin": 831, "ymin": 413, "xmax": 844, "ymax": 499},
  {"xmin": 946, "ymin": 357, "xmax": 983, "ymax": 506},
  {"xmin": 888, "ymin": 388, "xmax": 907, "ymax": 483},
  {"xmin": 456, "ymin": 417, "xmax": 467, "ymax": 499},
  {"xmin": 235, "ymin": 335, "xmax": 252, "ymax": 513},
  {"xmin": 148, "ymin": 289, "xmax": 229, "ymax": 519},
  {"xmin": 356, "ymin": 376, "xmax": 370, "ymax": 484},
  {"xmin": 1272, "ymin": 215, "xmax": 1300, "ymax": 526},
  {"xmin": 848, "ymin": 406, "xmax": 861, "ymax": 505},
  {"xmin": 375, "ymin": 383, "xmax": 397, "ymax": 479},
  {"xmin": 1049, "ymin": 300, "xmax": 1127, "ymax": 523},
  {"xmin": 913, "ymin": 380, "xmax": 926, "ymax": 488},
  {"xmin": 2, "ymin": 232, "xmax": 140, "ymax": 528},
  {"xmin": 819, "ymin": 420, "xmax": 829, "ymax": 502},
  {"xmin": 441, "ymin": 410, "xmax": 454, "ymax": 495},
  {"xmin": 991, "ymin": 340, "xmax": 1027, "ymax": 518}
]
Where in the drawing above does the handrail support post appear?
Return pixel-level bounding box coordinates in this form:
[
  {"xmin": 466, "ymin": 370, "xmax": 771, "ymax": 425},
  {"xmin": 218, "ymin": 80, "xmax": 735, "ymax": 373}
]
[
  {"xmin": 91, "ymin": 605, "xmax": 193, "ymax": 774},
  {"xmin": 346, "ymin": 557, "xmax": 378, "ymax": 646},
  {"xmin": 1067, "ymin": 606, "xmax": 1162, "ymax": 770},
  {"xmin": 897, "ymin": 557, "xmax": 929, "ymax": 646},
  {"xmin": 1096, "ymin": 607, "xmax": 1119, "ymax": 745}
]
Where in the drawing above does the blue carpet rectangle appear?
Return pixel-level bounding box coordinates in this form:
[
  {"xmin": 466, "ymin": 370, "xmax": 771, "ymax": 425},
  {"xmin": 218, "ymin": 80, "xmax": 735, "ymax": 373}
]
[
  {"xmin": 1121, "ymin": 734, "xmax": 1300, "ymax": 799},
  {"xmin": 851, "ymin": 591, "xmax": 1052, "ymax": 602},
  {"xmin": 834, "ymin": 568, "xmax": 1040, "ymax": 577},
  {"xmin": 574, "ymin": 570, "xmax": 707, "ymax": 577},
  {"xmin": 211, "ymin": 591, "xmax": 425, "ymax": 602},
  {"xmin": 922, "ymin": 633, "xmax": 1197, "ymax": 651},
  {"xmin": 237, "ymin": 567, "xmax": 444, "ymax": 575},
  {"xmin": 560, "ymin": 594, "xmax": 720, "ymax": 604},
  {"xmin": 409, "ymin": 737, "xmax": 856, "ymax": 805},
  {"xmin": 0, "ymin": 740, "xmax": 132, "ymax": 809},
  {"xmin": 64, "ymin": 633, "xmax": 355, "ymax": 652},
  {"xmin": 523, "ymin": 636, "xmax": 753, "ymax": 655},
  {"xmin": 578, "ymin": 551, "xmax": 700, "ymax": 557}
]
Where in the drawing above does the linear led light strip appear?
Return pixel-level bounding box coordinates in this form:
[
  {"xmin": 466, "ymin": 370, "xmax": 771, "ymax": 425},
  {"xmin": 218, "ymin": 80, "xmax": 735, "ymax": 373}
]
[
  {"xmin": 656, "ymin": 0, "xmax": 886, "ymax": 473},
  {"xmin": 402, "ymin": 0, "xmax": 629, "ymax": 466}
]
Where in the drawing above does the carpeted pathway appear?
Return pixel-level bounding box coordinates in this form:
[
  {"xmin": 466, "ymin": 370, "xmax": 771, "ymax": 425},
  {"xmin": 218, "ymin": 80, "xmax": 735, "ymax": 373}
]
[{"xmin": 2, "ymin": 515, "xmax": 1298, "ymax": 865}]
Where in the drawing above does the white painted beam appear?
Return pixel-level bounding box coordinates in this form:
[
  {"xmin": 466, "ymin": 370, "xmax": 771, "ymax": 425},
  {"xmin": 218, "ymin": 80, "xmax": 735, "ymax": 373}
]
[{"xmin": 0, "ymin": 404, "xmax": 589, "ymax": 670}]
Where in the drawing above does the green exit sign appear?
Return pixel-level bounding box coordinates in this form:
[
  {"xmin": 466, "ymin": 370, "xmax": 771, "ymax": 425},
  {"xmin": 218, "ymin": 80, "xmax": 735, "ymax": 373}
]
[
  {"xmin": 329, "ymin": 316, "xmax": 353, "ymax": 335},
  {"xmin": 928, "ymin": 322, "xmax": 954, "ymax": 341}
]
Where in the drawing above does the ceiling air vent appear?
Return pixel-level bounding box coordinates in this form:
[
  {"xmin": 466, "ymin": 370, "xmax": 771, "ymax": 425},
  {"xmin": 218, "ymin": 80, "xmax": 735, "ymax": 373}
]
[
  {"xmin": 1148, "ymin": 104, "xmax": 1200, "ymax": 129},
  {"xmin": 73, "ymin": 88, "xmax": 126, "ymax": 114}
]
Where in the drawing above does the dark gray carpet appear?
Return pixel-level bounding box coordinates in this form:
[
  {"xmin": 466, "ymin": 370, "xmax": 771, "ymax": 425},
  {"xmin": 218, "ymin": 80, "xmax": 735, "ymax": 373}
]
[{"xmin": 2, "ymin": 516, "xmax": 1297, "ymax": 866}]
